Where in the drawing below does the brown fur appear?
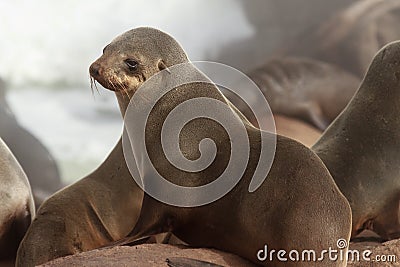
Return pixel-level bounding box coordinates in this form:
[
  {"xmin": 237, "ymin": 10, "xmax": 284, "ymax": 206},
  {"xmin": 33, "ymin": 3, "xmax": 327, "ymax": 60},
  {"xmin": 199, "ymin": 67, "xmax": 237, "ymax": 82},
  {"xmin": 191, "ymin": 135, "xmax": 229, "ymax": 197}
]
[
  {"xmin": 0, "ymin": 138, "xmax": 34, "ymax": 260},
  {"xmin": 274, "ymin": 115, "xmax": 321, "ymax": 147},
  {"xmin": 289, "ymin": 0, "xmax": 400, "ymax": 78},
  {"xmin": 16, "ymin": 140, "xmax": 143, "ymax": 266},
  {"xmin": 96, "ymin": 28, "xmax": 350, "ymax": 266},
  {"xmin": 223, "ymin": 57, "xmax": 359, "ymax": 130},
  {"xmin": 17, "ymin": 27, "xmax": 351, "ymax": 267},
  {"xmin": 313, "ymin": 41, "xmax": 400, "ymax": 240}
]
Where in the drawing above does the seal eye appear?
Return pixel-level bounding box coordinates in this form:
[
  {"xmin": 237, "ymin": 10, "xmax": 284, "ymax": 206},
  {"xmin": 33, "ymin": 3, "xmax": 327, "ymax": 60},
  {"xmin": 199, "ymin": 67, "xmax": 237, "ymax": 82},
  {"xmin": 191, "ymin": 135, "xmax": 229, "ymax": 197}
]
[{"xmin": 125, "ymin": 59, "xmax": 138, "ymax": 72}]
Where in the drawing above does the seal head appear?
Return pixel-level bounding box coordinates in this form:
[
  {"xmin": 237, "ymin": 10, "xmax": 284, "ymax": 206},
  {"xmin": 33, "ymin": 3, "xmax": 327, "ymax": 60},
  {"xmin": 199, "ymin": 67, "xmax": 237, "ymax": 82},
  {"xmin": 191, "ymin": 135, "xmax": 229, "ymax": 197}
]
[{"xmin": 90, "ymin": 27, "xmax": 188, "ymax": 97}]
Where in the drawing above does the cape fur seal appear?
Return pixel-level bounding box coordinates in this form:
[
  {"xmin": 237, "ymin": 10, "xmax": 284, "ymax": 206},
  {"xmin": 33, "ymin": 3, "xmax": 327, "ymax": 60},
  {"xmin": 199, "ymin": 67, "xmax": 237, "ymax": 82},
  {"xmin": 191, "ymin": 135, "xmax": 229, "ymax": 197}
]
[
  {"xmin": 86, "ymin": 27, "xmax": 350, "ymax": 266},
  {"xmin": 0, "ymin": 137, "xmax": 35, "ymax": 260},
  {"xmin": 17, "ymin": 27, "xmax": 351, "ymax": 267},
  {"xmin": 313, "ymin": 41, "xmax": 400, "ymax": 240},
  {"xmin": 222, "ymin": 57, "xmax": 359, "ymax": 130},
  {"xmin": 289, "ymin": 0, "xmax": 400, "ymax": 78},
  {"xmin": 0, "ymin": 78, "xmax": 63, "ymax": 207}
]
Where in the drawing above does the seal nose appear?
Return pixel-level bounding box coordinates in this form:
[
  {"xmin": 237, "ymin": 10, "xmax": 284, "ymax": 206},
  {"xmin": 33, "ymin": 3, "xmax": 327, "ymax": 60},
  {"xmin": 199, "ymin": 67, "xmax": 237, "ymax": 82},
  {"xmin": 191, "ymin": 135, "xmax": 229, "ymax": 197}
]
[{"xmin": 89, "ymin": 62, "xmax": 102, "ymax": 77}]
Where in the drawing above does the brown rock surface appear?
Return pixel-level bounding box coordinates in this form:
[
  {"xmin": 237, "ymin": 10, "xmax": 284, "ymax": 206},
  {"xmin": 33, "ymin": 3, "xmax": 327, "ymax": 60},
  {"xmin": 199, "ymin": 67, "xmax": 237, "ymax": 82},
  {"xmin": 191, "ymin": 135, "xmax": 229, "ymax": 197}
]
[
  {"xmin": 38, "ymin": 244, "xmax": 257, "ymax": 267},
  {"xmin": 36, "ymin": 238, "xmax": 400, "ymax": 266},
  {"xmin": 348, "ymin": 239, "xmax": 400, "ymax": 267}
]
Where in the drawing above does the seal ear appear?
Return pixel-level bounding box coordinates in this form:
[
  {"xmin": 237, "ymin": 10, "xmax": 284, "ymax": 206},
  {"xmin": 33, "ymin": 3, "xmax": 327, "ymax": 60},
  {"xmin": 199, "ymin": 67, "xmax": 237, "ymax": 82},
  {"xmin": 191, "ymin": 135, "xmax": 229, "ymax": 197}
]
[{"xmin": 158, "ymin": 60, "xmax": 171, "ymax": 74}]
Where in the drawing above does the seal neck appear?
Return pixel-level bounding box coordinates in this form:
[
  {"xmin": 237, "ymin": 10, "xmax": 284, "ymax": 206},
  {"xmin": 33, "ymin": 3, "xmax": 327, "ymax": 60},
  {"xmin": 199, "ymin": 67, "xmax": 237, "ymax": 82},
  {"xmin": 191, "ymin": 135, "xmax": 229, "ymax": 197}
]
[{"xmin": 116, "ymin": 92, "xmax": 130, "ymax": 117}]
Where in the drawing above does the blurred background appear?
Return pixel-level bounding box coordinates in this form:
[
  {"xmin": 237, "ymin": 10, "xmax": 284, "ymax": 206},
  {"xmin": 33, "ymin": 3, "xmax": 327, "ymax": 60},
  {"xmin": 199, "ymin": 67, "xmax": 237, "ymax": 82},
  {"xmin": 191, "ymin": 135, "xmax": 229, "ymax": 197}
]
[{"xmin": 0, "ymin": 0, "xmax": 354, "ymax": 184}]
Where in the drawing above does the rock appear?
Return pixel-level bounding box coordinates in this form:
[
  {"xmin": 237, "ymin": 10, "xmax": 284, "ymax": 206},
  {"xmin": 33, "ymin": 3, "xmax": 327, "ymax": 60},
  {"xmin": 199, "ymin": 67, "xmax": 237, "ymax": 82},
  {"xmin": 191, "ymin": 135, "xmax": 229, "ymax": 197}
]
[
  {"xmin": 348, "ymin": 238, "xmax": 400, "ymax": 266},
  {"xmin": 38, "ymin": 244, "xmax": 257, "ymax": 267}
]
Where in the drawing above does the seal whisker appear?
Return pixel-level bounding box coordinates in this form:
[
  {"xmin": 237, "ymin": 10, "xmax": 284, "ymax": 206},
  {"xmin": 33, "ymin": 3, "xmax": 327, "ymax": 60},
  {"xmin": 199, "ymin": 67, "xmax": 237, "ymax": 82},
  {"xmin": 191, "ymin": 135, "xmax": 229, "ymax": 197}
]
[
  {"xmin": 122, "ymin": 80, "xmax": 131, "ymax": 99},
  {"xmin": 108, "ymin": 79, "xmax": 117, "ymax": 92},
  {"xmin": 94, "ymin": 80, "xmax": 100, "ymax": 94},
  {"xmin": 91, "ymin": 77, "xmax": 100, "ymax": 95},
  {"xmin": 118, "ymin": 81, "xmax": 131, "ymax": 100},
  {"xmin": 89, "ymin": 76, "xmax": 100, "ymax": 97},
  {"xmin": 89, "ymin": 76, "xmax": 94, "ymax": 96}
]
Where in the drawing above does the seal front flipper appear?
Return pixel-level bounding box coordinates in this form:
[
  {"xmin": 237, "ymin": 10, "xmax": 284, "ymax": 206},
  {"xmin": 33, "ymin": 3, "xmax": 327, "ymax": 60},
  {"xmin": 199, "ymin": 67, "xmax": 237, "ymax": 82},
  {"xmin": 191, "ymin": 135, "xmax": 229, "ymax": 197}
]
[{"xmin": 166, "ymin": 257, "xmax": 224, "ymax": 267}]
